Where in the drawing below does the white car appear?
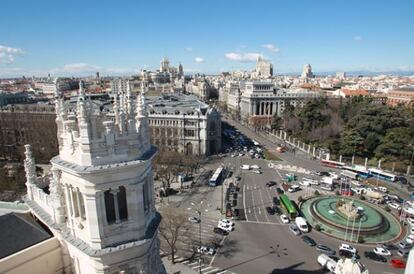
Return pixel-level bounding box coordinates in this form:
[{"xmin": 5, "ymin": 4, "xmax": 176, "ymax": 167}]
[
  {"xmin": 339, "ymin": 243, "xmax": 357, "ymax": 254},
  {"xmin": 188, "ymin": 216, "xmax": 200, "ymax": 223},
  {"xmin": 252, "ymin": 170, "xmax": 262, "ymax": 174},
  {"xmin": 218, "ymin": 222, "xmax": 234, "ymax": 232},
  {"xmin": 280, "ymin": 214, "xmax": 290, "ymax": 224},
  {"xmin": 197, "ymin": 246, "xmax": 216, "ymax": 256},
  {"xmin": 219, "ymin": 219, "xmax": 235, "ymax": 226},
  {"xmin": 373, "ymin": 247, "xmax": 391, "ymax": 256},
  {"xmin": 407, "ymin": 218, "xmax": 414, "ymax": 227},
  {"xmin": 299, "ymin": 181, "xmax": 310, "ymax": 187},
  {"xmin": 406, "ymin": 234, "xmax": 414, "ymax": 244},
  {"xmin": 388, "ymin": 203, "xmax": 402, "ymax": 210},
  {"xmin": 288, "ymin": 185, "xmax": 301, "ymax": 193},
  {"xmin": 251, "ymin": 164, "xmax": 260, "ymax": 169}
]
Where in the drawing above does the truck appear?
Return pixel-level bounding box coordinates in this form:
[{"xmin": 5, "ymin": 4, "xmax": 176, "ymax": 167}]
[
  {"xmin": 317, "ymin": 254, "xmax": 336, "ymax": 272},
  {"xmin": 295, "ymin": 217, "xmax": 309, "ymax": 232},
  {"xmin": 365, "ymin": 190, "xmax": 384, "ymax": 201}
]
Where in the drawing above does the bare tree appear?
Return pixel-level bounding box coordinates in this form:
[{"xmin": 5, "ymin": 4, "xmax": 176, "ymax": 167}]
[{"xmin": 158, "ymin": 207, "xmax": 191, "ymax": 264}]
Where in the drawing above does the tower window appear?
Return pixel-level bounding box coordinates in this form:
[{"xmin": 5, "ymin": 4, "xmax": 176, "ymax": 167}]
[
  {"xmin": 118, "ymin": 186, "xmax": 128, "ymax": 221},
  {"xmin": 104, "ymin": 190, "xmax": 116, "ymax": 224}
]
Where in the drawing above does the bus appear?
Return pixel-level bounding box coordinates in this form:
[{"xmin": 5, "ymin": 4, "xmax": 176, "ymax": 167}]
[
  {"xmin": 209, "ymin": 167, "xmax": 224, "ymax": 186},
  {"xmin": 368, "ymin": 168, "xmax": 397, "ymax": 182},
  {"xmin": 342, "ymin": 165, "xmax": 370, "ymax": 180},
  {"xmin": 321, "ymin": 159, "xmax": 345, "ymax": 169},
  {"xmin": 279, "ymin": 194, "xmax": 298, "ymax": 218}
]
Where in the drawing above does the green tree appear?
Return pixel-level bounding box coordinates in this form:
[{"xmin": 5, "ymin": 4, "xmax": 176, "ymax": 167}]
[
  {"xmin": 339, "ymin": 129, "xmax": 364, "ymax": 156},
  {"xmin": 271, "ymin": 114, "xmax": 282, "ymax": 130},
  {"xmin": 375, "ymin": 127, "xmax": 414, "ymax": 160}
]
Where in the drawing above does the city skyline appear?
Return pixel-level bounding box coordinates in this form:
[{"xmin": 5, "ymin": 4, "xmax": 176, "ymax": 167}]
[{"xmin": 1, "ymin": 0, "xmax": 413, "ymax": 77}]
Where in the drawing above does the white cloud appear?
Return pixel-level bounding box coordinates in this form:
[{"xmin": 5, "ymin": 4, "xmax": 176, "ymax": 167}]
[
  {"xmin": 225, "ymin": 52, "xmax": 265, "ymax": 63},
  {"xmin": 194, "ymin": 57, "xmax": 204, "ymax": 63},
  {"xmin": 0, "ymin": 45, "xmax": 24, "ymax": 64},
  {"xmin": 353, "ymin": 36, "xmax": 362, "ymax": 41},
  {"xmin": 185, "ymin": 47, "xmax": 193, "ymax": 52},
  {"xmin": 262, "ymin": 44, "xmax": 280, "ymax": 52}
]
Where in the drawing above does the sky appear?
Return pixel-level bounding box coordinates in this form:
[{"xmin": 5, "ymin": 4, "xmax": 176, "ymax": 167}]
[{"xmin": 0, "ymin": 0, "xmax": 413, "ymax": 77}]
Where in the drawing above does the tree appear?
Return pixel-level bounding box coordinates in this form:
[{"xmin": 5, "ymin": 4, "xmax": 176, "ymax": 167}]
[
  {"xmin": 271, "ymin": 114, "xmax": 282, "ymax": 130},
  {"xmin": 158, "ymin": 207, "xmax": 191, "ymax": 264},
  {"xmin": 339, "ymin": 128, "xmax": 364, "ymax": 156},
  {"xmin": 375, "ymin": 127, "xmax": 414, "ymax": 160}
]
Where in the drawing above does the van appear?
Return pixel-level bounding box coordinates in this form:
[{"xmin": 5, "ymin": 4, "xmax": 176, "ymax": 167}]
[
  {"xmin": 288, "ymin": 185, "xmax": 301, "ymax": 193},
  {"xmin": 295, "ymin": 217, "xmax": 309, "ymax": 232}
]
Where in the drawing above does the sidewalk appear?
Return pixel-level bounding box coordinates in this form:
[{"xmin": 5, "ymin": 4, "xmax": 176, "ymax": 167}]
[{"xmin": 162, "ymin": 257, "xmax": 197, "ymax": 274}]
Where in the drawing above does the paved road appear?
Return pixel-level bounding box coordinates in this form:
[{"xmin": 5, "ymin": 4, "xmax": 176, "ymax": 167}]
[{"xmin": 212, "ymin": 118, "xmax": 406, "ymax": 274}]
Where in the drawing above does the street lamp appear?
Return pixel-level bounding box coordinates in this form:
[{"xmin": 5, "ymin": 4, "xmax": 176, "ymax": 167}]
[{"xmin": 188, "ymin": 201, "xmax": 209, "ymax": 274}]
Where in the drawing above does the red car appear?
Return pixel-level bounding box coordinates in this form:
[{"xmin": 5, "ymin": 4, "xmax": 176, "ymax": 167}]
[{"xmin": 390, "ymin": 259, "xmax": 406, "ymax": 269}]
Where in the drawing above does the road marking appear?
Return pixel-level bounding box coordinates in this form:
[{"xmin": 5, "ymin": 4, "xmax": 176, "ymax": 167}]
[
  {"xmin": 243, "ymin": 220, "xmax": 287, "ymax": 225},
  {"xmin": 258, "ymin": 188, "xmax": 270, "ymax": 222},
  {"xmin": 243, "ymin": 184, "xmax": 248, "ymax": 221},
  {"xmin": 201, "ymin": 266, "xmax": 213, "ymax": 271},
  {"xmin": 251, "ymin": 186, "xmax": 259, "ymax": 221},
  {"xmin": 216, "ymin": 271, "xmax": 228, "ymax": 274},
  {"xmin": 209, "ymin": 235, "xmax": 227, "ymax": 266},
  {"xmin": 203, "ymin": 268, "xmax": 221, "ymax": 274},
  {"xmin": 187, "ymin": 261, "xmax": 199, "ymax": 266}
]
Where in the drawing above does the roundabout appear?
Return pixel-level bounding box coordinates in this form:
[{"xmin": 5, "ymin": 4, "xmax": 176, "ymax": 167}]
[{"xmin": 301, "ymin": 196, "xmax": 402, "ymax": 244}]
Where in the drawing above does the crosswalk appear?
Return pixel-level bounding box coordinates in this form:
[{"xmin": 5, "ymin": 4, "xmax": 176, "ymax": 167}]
[{"xmin": 181, "ymin": 257, "xmax": 236, "ymax": 274}]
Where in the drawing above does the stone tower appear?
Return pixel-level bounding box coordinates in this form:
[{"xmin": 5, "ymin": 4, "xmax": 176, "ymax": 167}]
[{"xmin": 24, "ymin": 80, "xmax": 165, "ymax": 274}]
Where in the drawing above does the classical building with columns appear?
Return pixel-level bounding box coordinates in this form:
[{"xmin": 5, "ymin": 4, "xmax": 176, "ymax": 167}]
[
  {"xmin": 19, "ymin": 81, "xmax": 165, "ymax": 274},
  {"xmin": 239, "ymin": 81, "xmax": 320, "ymax": 126}
]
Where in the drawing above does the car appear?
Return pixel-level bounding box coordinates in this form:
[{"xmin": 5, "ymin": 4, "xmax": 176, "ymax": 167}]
[
  {"xmin": 273, "ymin": 206, "xmax": 282, "ymax": 215},
  {"xmin": 276, "ymin": 187, "xmax": 284, "ymax": 194},
  {"xmin": 289, "ymin": 224, "xmax": 301, "ymax": 236},
  {"xmin": 407, "ymin": 218, "xmax": 414, "ymax": 227},
  {"xmin": 339, "ymin": 244, "xmax": 357, "ymax": 254},
  {"xmin": 388, "ymin": 203, "xmax": 402, "ymax": 210},
  {"xmin": 405, "ymin": 234, "xmax": 414, "ymax": 244},
  {"xmin": 390, "ymin": 258, "xmax": 406, "ymax": 268},
  {"xmin": 252, "ymin": 170, "xmax": 262, "ymax": 174},
  {"xmin": 235, "ymin": 176, "xmax": 241, "ymax": 181},
  {"xmin": 288, "ymin": 185, "xmax": 301, "ymax": 193},
  {"xmin": 213, "ymin": 227, "xmax": 229, "ymax": 236},
  {"xmin": 301, "ymin": 235, "xmax": 316, "ymax": 246},
  {"xmin": 219, "ymin": 219, "xmax": 235, "ymax": 226},
  {"xmin": 188, "ymin": 216, "xmax": 200, "ymax": 223},
  {"xmin": 364, "ymin": 251, "xmax": 387, "ymax": 263},
  {"xmin": 218, "ymin": 222, "xmax": 234, "ymax": 232},
  {"xmin": 398, "ymin": 241, "xmax": 412, "ymax": 250},
  {"xmin": 373, "ymin": 247, "xmax": 391, "ymax": 256},
  {"xmin": 316, "ymin": 245, "xmax": 336, "ymax": 256},
  {"xmin": 266, "ymin": 181, "xmax": 277, "ymax": 187},
  {"xmin": 397, "ymin": 248, "xmax": 410, "ymax": 257},
  {"xmin": 266, "ymin": 206, "xmax": 275, "ymax": 215},
  {"xmin": 197, "ymin": 246, "xmax": 216, "ymax": 256},
  {"xmin": 317, "ymin": 171, "xmax": 330, "ymax": 176},
  {"xmin": 272, "ymin": 197, "xmax": 280, "ymax": 205},
  {"xmin": 280, "ymin": 214, "xmax": 290, "ymax": 224},
  {"xmin": 299, "ymin": 181, "xmax": 310, "ymax": 187},
  {"xmin": 251, "ymin": 164, "xmax": 261, "ymax": 169},
  {"xmin": 339, "ymin": 250, "xmax": 360, "ymax": 259}
]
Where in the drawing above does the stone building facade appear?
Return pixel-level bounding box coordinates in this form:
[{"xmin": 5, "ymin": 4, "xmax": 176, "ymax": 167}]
[
  {"xmin": 22, "ymin": 81, "xmax": 165, "ymax": 274},
  {"xmin": 146, "ymin": 93, "xmax": 221, "ymax": 155}
]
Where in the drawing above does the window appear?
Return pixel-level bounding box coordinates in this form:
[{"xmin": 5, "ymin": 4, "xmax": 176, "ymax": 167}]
[
  {"xmin": 118, "ymin": 186, "xmax": 128, "ymax": 221},
  {"xmin": 104, "ymin": 190, "xmax": 116, "ymax": 224},
  {"xmin": 184, "ymin": 129, "xmax": 195, "ymax": 137}
]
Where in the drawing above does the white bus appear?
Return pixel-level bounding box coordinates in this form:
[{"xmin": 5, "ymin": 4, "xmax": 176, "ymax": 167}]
[{"xmin": 368, "ymin": 168, "xmax": 397, "ymax": 182}]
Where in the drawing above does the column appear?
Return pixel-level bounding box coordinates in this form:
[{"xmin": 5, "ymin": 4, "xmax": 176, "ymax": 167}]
[
  {"xmin": 63, "ymin": 185, "xmax": 75, "ymax": 235},
  {"xmin": 110, "ymin": 189, "xmax": 121, "ymax": 224},
  {"xmin": 84, "ymin": 192, "xmax": 103, "ymax": 248}
]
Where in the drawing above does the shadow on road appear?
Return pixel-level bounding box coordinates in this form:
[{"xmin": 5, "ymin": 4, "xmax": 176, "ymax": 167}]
[{"xmin": 270, "ymin": 262, "xmax": 326, "ymax": 274}]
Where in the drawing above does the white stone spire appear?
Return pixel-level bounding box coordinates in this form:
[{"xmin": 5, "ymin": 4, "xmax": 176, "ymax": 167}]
[{"xmin": 126, "ymin": 80, "xmax": 133, "ymax": 116}]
